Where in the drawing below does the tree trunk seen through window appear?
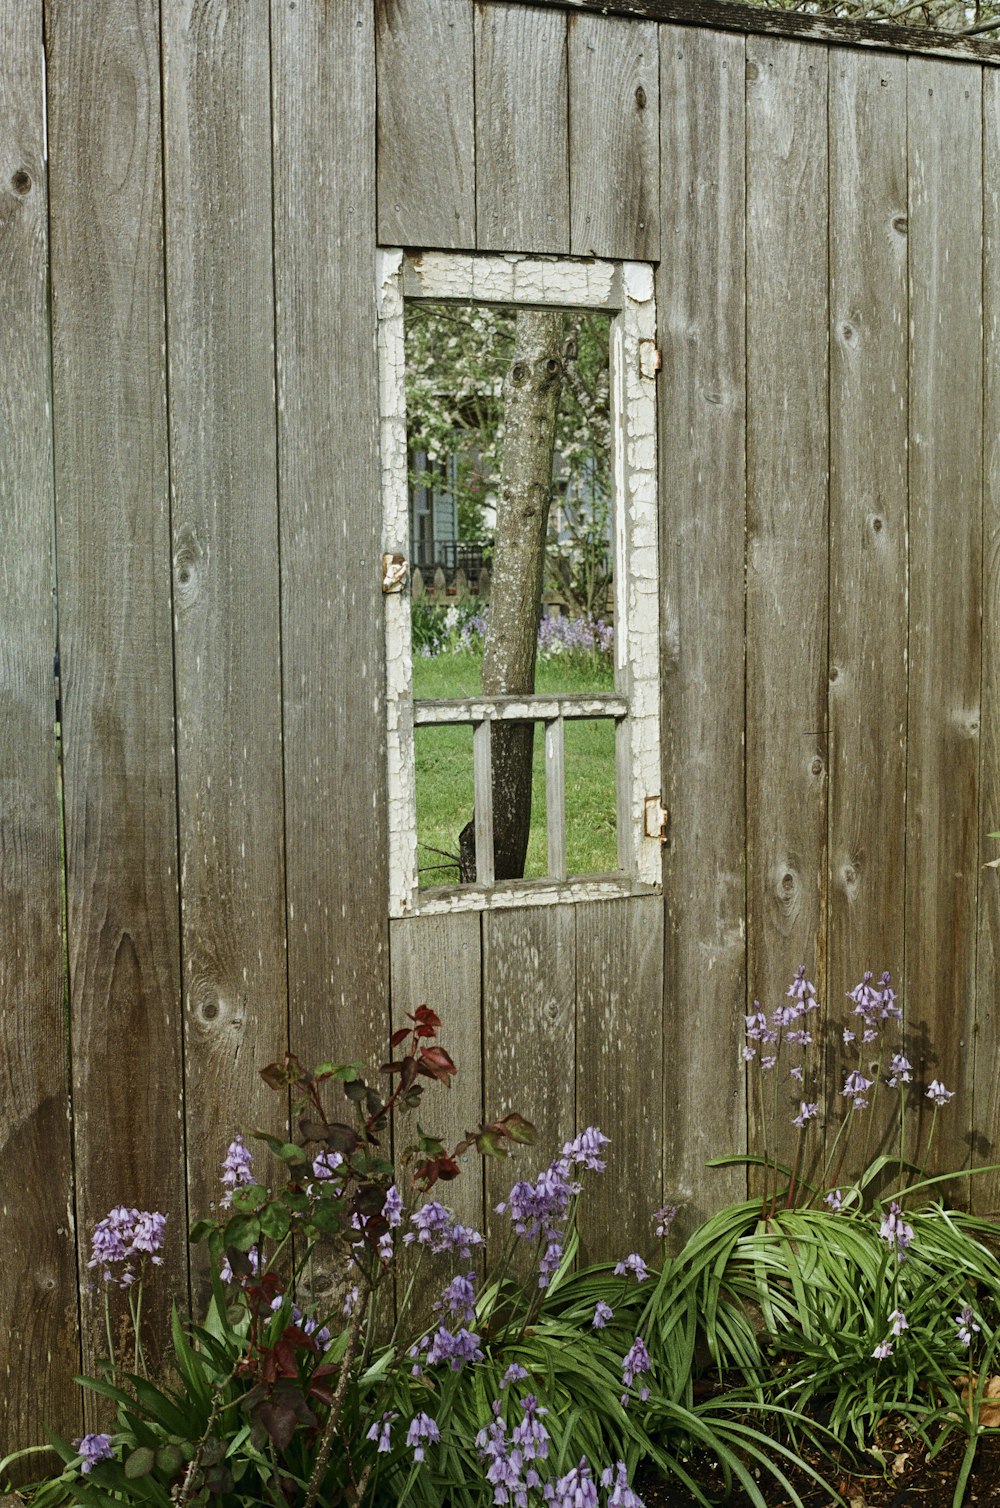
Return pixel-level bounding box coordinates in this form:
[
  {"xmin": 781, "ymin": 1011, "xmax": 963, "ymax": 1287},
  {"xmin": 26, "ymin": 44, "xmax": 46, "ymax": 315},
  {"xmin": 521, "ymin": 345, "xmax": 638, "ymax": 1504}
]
[{"xmin": 459, "ymin": 309, "xmax": 565, "ymax": 881}]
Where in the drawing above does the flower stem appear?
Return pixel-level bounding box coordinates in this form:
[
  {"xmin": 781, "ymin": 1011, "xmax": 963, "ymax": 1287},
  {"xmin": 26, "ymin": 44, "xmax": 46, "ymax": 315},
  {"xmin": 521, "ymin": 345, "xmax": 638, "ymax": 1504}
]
[{"xmin": 302, "ymin": 1273, "xmax": 372, "ymax": 1508}]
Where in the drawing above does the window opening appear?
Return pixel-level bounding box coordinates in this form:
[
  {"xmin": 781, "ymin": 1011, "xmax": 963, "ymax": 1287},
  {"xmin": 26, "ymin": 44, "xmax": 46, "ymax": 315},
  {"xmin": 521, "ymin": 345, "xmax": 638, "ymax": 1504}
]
[{"xmin": 379, "ymin": 252, "xmax": 661, "ymax": 916}]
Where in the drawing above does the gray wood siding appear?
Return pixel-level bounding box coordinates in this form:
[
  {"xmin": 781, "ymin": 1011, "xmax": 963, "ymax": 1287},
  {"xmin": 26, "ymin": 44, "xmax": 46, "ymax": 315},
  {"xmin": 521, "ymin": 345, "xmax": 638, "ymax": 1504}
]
[
  {"xmin": 0, "ymin": 0, "xmax": 79, "ymax": 1456},
  {"xmin": 6, "ymin": 0, "xmax": 1000, "ymax": 1442}
]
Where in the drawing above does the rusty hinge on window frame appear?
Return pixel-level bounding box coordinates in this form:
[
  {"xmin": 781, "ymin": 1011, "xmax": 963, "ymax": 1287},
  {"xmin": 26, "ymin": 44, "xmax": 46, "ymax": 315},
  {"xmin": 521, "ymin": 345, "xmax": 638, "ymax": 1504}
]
[
  {"xmin": 639, "ymin": 341, "xmax": 662, "ymax": 379},
  {"xmin": 382, "ymin": 552, "xmax": 408, "ymax": 593},
  {"xmin": 644, "ymin": 795, "xmax": 670, "ymax": 845}
]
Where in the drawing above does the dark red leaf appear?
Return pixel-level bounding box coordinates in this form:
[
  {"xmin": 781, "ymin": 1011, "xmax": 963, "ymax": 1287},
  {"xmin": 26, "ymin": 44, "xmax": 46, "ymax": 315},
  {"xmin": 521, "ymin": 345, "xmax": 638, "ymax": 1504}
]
[
  {"xmin": 401, "ymin": 1056, "xmax": 419, "ymax": 1091},
  {"xmin": 389, "ymin": 1027, "xmax": 411, "ymax": 1048},
  {"xmin": 254, "ymin": 1401, "xmax": 298, "ymax": 1453}
]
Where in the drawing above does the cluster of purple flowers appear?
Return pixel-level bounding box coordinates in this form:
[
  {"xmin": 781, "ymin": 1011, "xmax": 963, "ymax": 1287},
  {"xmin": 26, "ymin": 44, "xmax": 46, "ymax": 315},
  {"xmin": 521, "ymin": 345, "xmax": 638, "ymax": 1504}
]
[
  {"xmin": 412, "ymin": 1323, "xmax": 484, "ymax": 1373},
  {"xmin": 878, "ymin": 1201, "xmax": 914, "ymax": 1263},
  {"xmin": 220, "ymin": 1135, "xmax": 255, "ymax": 1207},
  {"xmin": 495, "ymin": 1128, "xmax": 609, "ymax": 1290},
  {"xmin": 956, "ymin": 1304, "xmax": 981, "ymax": 1347},
  {"xmin": 269, "ymin": 1295, "xmax": 332, "ymax": 1349},
  {"xmin": 477, "ymin": 1393, "xmax": 550, "ymax": 1506},
  {"xmin": 88, "ymin": 1207, "xmax": 167, "ymax": 1288},
  {"xmin": 743, "ymin": 967, "xmax": 821, "ymax": 1111},
  {"xmin": 872, "ymin": 1306, "xmax": 908, "ymax": 1360},
  {"xmin": 404, "ymin": 1201, "xmax": 485, "ymax": 1259},
  {"xmin": 621, "ymin": 1336, "xmax": 652, "ymax": 1407},
  {"xmin": 536, "ymin": 614, "xmax": 614, "ymax": 660}
]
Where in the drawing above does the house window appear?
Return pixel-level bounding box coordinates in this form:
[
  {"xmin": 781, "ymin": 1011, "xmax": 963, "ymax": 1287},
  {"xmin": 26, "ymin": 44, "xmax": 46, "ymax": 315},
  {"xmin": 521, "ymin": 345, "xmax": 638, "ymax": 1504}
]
[{"xmin": 379, "ymin": 251, "xmax": 661, "ymax": 917}]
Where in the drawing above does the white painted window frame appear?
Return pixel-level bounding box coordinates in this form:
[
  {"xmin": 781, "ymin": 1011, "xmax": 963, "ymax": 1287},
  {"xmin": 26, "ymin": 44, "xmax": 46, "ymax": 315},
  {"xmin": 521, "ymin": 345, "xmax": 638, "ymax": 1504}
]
[{"xmin": 378, "ymin": 249, "xmax": 661, "ymax": 918}]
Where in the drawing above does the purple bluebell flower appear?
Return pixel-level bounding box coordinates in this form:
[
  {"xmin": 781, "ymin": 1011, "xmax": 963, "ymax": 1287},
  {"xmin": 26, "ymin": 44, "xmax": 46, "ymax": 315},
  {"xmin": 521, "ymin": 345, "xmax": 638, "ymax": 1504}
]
[
  {"xmin": 342, "ymin": 1283, "xmax": 360, "ymax": 1317},
  {"xmin": 848, "ymin": 971, "xmax": 881, "ymax": 1020},
  {"xmin": 744, "ymin": 1009, "xmax": 768, "ymax": 1041},
  {"xmin": 956, "ymin": 1305, "xmax": 980, "ymax": 1347},
  {"xmin": 786, "ymin": 1029, "xmax": 812, "ymax": 1047},
  {"xmin": 310, "ymin": 1149, "xmax": 344, "ymax": 1181},
  {"xmin": 424, "ymin": 1324, "xmax": 484, "ymax": 1371},
  {"xmin": 366, "ymin": 1411, "xmax": 397, "ymax": 1454},
  {"xmin": 872, "ymin": 1339, "xmax": 893, "ymax": 1360},
  {"xmin": 789, "ymin": 1065, "xmax": 804, "ymax": 1082},
  {"xmin": 787, "ymin": 965, "xmax": 818, "ymax": 1008},
  {"xmin": 74, "ymin": 1434, "xmax": 114, "ymax": 1473},
  {"xmin": 792, "ymin": 1101, "xmax": 819, "ymax": 1129},
  {"xmin": 841, "ymin": 1070, "xmax": 874, "ymax": 1110},
  {"xmin": 405, "ymin": 1201, "xmax": 485, "ymax": 1258},
  {"xmin": 621, "ymin": 1336, "xmax": 652, "ymax": 1406},
  {"xmin": 405, "ymin": 1412, "xmax": 440, "ymax": 1463},
  {"xmin": 879, "ymin": 972, "xmax": 901, "ymax": 1020},
  {"xmin": 741, "ymin": 1046, "xmax": 756, "ymax": 1062},
  {"xmin": 220, "ymin": 1136, "xmax": 254, "ymax": 1207},
  {"xmin": 501, "ymin": 1362, "xmax": 529, "ymax": 1387},
  {"xmin": 601, "ymin": 1463, "xmax": 647, "ymax": 1508},
  {"xmin": 592, "ymin": 1300, "xmax": 614, "ymax": 1329},
  {"xmin": 879, "ymin": 1201, "xmax": 914, "ymax": 1262},
  {"xmin": 561, "ymin": 1126, "xmax": 610, "ymax": 1173},
  {"xmin": 511, "ymin": 1395, "xmax": 550, "ymax": 1462},
  {"xmin": 889, "ymin": 1308, "xmax": 907, "ymax": 1337},
  {"xmin": 543, "ymin": 1459, "xmax": 599, "ymax": 1508},
  {"xmin": 87, "ymin": 1207, "xmax": 167, "ymax": 1288},
  {"xmin": 383, "ymin": 1184, "xmax": 404, "ymax": 1228},
  {"xmin": 436, "ymin": 1271, "xmax": 478, "ymax": 1323},
  {"xmin": 843, "ymin": 1028, "xmax": 856, "ymax": 1045},
  {"xmin": 824, "ymin": 1189, "xmax": 843, "ymax": 1211},
  {"xmin": 926, "ymin": 1079, "xmax": 954, "ymax": 1107},
  {"xmin": 761, "ymin": 1055, "xmax": 777, "ymax": 1071},
  {"xmin": 888, "ymin": 1054, "xmax": 913, "ymax": 1088},
  {"xmin": 614, "ymin": 1252, "xmax": 648, "ymax": 1282},
  {"xmin": 653, "ymin": 1205, "xmax": 677, "ymax": 1238}
]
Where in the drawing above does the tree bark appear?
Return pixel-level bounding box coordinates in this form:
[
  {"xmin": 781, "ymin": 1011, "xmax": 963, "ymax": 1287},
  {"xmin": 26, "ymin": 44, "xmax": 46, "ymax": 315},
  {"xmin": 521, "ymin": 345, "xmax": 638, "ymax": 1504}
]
[{"xmin": 460, "ymin": 309, "xmax": 564, "ymax": 882}]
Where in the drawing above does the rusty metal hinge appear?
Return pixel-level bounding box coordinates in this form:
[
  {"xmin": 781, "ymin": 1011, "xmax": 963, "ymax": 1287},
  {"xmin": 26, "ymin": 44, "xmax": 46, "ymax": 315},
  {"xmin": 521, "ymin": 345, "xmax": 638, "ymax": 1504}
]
[
  {"xmin": 382, "ymin": 552, "xmax": 408, "ymax": 593},
  {"xmin": 644, "ymin": 795, "xmax": 670, "ymax": 845},
  {"xmin": 639, "ymin": 341, "xmax": 662, "ymax": 379}
]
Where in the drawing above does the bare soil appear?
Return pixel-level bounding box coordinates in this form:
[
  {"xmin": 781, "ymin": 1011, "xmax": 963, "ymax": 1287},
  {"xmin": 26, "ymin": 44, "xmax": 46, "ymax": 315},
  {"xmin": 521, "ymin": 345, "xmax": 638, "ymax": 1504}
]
[{"xmin": 636, "ymin": 1421, "xmax": 1000, "ymax": 1507}]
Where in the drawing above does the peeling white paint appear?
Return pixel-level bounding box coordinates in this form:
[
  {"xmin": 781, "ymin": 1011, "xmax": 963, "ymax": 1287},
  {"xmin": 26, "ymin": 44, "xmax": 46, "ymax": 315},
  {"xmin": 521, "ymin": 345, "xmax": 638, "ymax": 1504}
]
[{"xmin": 379, "ymin": 251, "xmax": 663, "ymax": 916}]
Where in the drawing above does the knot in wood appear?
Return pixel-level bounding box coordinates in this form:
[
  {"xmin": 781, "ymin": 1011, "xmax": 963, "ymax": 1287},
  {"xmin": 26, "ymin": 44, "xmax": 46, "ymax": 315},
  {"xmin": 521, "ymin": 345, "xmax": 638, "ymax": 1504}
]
[
  {"xmin": 635, "ymin": 84, "xmax": 647, "ymax": 110},
  {"xmin": 11, "ymin": 169, "xmax": 31, "ymax": 195}
]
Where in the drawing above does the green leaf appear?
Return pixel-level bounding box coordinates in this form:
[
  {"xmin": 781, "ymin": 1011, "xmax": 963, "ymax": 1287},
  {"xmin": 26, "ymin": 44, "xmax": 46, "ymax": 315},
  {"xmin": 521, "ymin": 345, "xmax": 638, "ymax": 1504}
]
[
  {"xmin": 230, "ymin": 1182, "xmax": 268, "ymax": 1212},
  {"xmin": 154, "ymin": 1445, "xmax": 185, "ymax": 1478},
  {"xmin": 124, "ymin": 1448, "xmax": 155, "ymax": 1480},
  {"xmin": 223, "ymin": 1213, "xmax": 261, "ymax": 1252},
  {"xmin": 259, "ymin": 1202, "xmax": 291, "ymax": 1241},
  {"xmin": 188, "ymin": 1218, "xmax": 217, "ymax": 1244}
]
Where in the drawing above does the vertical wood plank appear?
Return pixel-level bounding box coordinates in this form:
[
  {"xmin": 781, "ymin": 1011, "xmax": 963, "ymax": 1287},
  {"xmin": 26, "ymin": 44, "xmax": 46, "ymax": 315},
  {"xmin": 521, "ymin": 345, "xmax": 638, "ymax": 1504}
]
[
  {"xmin": 576, "ymin": 896, "xmax": 662, "ymax": 1263},
  {"xmin": 978, "ymin": 71, "xmax": 1000, "ymax": 1213},
  {"xmin": 906, "ymin": 58, "xmax": 983, "ymax": 1176},
  {"xmin": 46, "ymin": 0, "xmax": 187, "ymax": 1376},
  {"xmin": 745, "ymin": 37, "xmax": 830, "ymax": 1174},
  {"xmin": 473, "ymin": 718, "xmax": 495, "ymax": 885},
  {"xmin": 376, "ymin": 0, "xmax": 475, "ymax": 248},
  {"xmin": 474, "ymin": 1, "xmax": 569, "ymax": 253},
  {"xmin": 568, "ymin": 14, "xmax": 659, "ymax": 262},
  {"xmin": 545, "ymin": 718, "xmax": 567, "ymax": 881},
  {"xmin": 482, "ymin": 907, "xmax": 575, "ymax": 1251},
  {"xmin": 827, "ymin": 50, "xmax": 908, "ymax": 1160},
  {"xmin": 390, "ymin": 914, "xmax": 483, "ymax": 1235},
  {"xmin": 658, "ymin": 25, "xmax": 747, "ymax": 1233},
  {"xmin": 162, "ymin": 1, "xmax": 288, "ymax": 1248},
  {"xmin": 0, "ymin": 0, "xmax": 79, "ymax": 1454},
  {"xmin": 272, "ymin": 0, "xmax": 389, "ymax": 1078}
]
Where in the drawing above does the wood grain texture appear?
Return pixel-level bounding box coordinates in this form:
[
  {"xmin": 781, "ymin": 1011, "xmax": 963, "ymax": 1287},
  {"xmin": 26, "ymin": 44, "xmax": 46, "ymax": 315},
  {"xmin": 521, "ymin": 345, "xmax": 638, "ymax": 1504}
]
[
  {"xmin": 658, "ymin": 25, "xmax": 747, "ymax": 1233},
  {"xmin": 162, "ymin": 0, "xmax": 288, "ymax": 1251},
  {"xmin": 576, "ymin": 896, "xmax": 662, "ymax": 1263},
  {"xmin": 482, "ymin": 906, "xmax": 575, "ymax": 1250},
  {"xmin": 978, "ymin": 71, "xmax": 1000, "ymax": 1213},
  {"xmin": 376, "ymin": 0, "xmax": 475, "ymax": 248},
  {"xmin": 826, "ymin": 49, "xmax": 907, "ymax": 1154},
  {"xmin": 474, "ymin": 1, "xmax": 570, "ymax": 253},
  {"xmin": 0, "ymin": 0, "xmax": 79, "ymax": 1456},
  {"xmin": 480, "ymin": 0, "xmax": 1000, "ymax": 67},
  {"xmin": 745, "ymin": 37, "xmax": 829, "ymax": 1174},
  {"xmin": 568, "ymin": 14, "xmax": 659, "ymax": 260},
  {"xmin": 45, "ymin": 0, "xmax": 186, "ymax": 1381},
  {"xmin": 390, "ymin": 913, "xmax": 483, "ymax": 1234},
  {"xmin": 272, "ymin": 0, "xmax": 390, "ymax": 1076},
  {"xmin": 905, "ymin": 58, "xmax": 983, "ymax": 1177}
]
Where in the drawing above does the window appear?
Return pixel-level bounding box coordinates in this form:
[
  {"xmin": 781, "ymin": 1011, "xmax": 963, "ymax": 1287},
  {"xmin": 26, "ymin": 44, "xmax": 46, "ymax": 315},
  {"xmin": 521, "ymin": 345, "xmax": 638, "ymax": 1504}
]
[{"xmin": 379, "ymin": 251, "xmax": 661, "ymax": 917}]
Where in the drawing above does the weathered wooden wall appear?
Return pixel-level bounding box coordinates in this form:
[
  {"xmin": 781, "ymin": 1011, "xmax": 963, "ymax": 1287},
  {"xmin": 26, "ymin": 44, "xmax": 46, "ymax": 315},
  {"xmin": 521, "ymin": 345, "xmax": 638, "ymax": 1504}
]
[{"xmin": 2, "ymin": 0, "xmax": 999, "ymax": 1459}]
